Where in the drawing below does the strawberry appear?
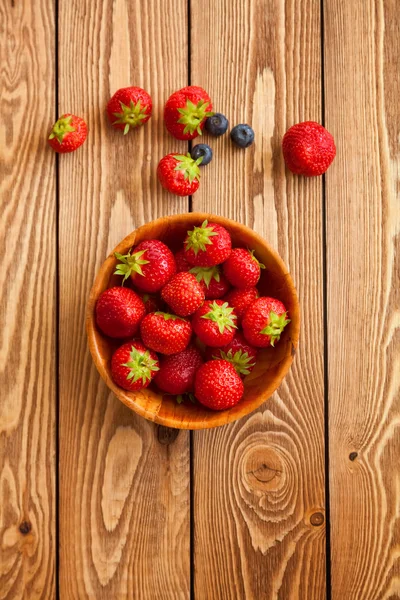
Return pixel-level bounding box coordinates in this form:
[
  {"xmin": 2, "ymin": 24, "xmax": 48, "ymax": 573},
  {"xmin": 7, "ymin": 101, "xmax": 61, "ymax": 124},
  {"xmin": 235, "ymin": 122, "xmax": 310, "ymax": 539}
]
[
  {"xmin": 161, "ymin": 272, "xmax": 205, "ymax": 317},
  {"xmin": 189, "ymin": 265, "xmax": 230, "ymax": 299},
  {"xmin": 106, "ymin": 87, "xmax": 152, "ymax": 134},
  {"xmin": 223, "ymin": 248, "xmax": 265, "ymax": 288},
  {"xmin": 48, "ymin": 114, "xmax": 87, "ymax": 153},
  {"xmin": 154, "ymin": 346, "xmax": 203, "ymax": 394},
  {"xmin": 224, "ymin": 287, "xmax": 259, "ymax": 324},
  {"xmin": 205, "ymin": 331, "xmax": 258, "ymax": 376},
  {"xmin": 282, "ymin": 121, "xmax": 336, "ymax": 176},
  {"xmin": 184, "ymin": 220, "xmax": 232, "ymax": 267},
  {"xmin": 157, "ymin": 153, "xmax": 202, "ymax": 196},
  {"xmin": 192, "ymin": 299, "xmax": 237, "ymax": 347},
  {"xmin": 111, "ymin": 340, "xmax": 159, "ymax": 391},
  {"xmin": 164, "ymin": 85, "xmax": 213, "ymax": 140},
  {"xmin": 114, "ymin": 239, "xmax": 176, "ymax": 293},
  {"xmin": 95, "ymin": 286, "xmax": 146, "ymax": 338},
  {"xmin": 140, "ymin": 312, "xmax": 192, "ymax": 355},
  {"xmin": 175, "ymin": 249, "xmax": 191, "ymax": 272},
  {"xmin": 194, "ymin": 360, "xmax": 244, "ymax": 410},
  {"xmin": 137, "ymin": 291, "xmax": 164, "ymax": 314},
  {"xmin": 242, "ymin": 297, "xmax": 290, "ymax": 347}
]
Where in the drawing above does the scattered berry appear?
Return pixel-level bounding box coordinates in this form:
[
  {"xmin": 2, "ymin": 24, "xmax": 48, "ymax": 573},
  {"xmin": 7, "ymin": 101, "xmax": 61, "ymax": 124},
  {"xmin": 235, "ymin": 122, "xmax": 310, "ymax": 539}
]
[
  {"xmin": 205, "ymin": 331, "xmax": 258, "ymax": 377},
  {"xmin": 224, "ymin": 287, "xmax": 259, "ymax": 324},
  {"xmin": 192, "ymin": 299, "xmax": 237, "ymax": 347},
  {"xmin": 114, "ymin": 239, "xmax": 176, "ymax": 293},
  {"xmin": 191, "ymin": 143, "xmax": 213, "ymax": 166},
  {"xmin": 154, "ymin": 346, "xmax": 203, "ymax": 395},
  {"xmin": 48, "ymin": 114, "xmax": 87, "ymax": 153},
  {"xmin": 184, "ymin": 220, "xmax": 232, "ymax": 267},
  {"xmin": 282, "ymin": 121, "xmax": 336, "ymax": 176},
  {"xmin": 189, "ymin": 265, "xmax": 230, "ymax": 299},
  {"xmin": 194, "ymin": 360, "xmax": 244, "ymax": 410},
  {"xmin": 111, "ymin": 341, "xmax": 159, "ymax": 391},
  {"xmin": 157, "ymin": 153, "xmax": 202, "ymax": 196},
  {"xmin": 205, "ymin": 113, "xmax": 229, "ymax": 137},
  {"xmin": 95, "ymin": 286, "xmax": 146, "ymax": 338},
  {"xmin": 242, "ymin": 297, "xmax": 290, "ymax": 347},
  {"xmin": 223, "ymin": 248, "xmax": 265, "ymax": 288},
  {"xmin": 161, "ymin": 272, "xmax": 205, "ymax": 317},
  {"xmin": 164, "ymin": 85, "xmax": 213, "ymax": 140},
  {"xmin": 230, "ymin": 124, "xmax": 254, "ymax": 148},
  {"xmin": 106, "ymin": 87, "xmax": 152, "ymax": 134},
  {"xmin": 174, "ymin": 249, "xmax": 191, "ymax": 272},
  {"xmin": 140, "ymin": 312, "xmax": 192, "ymax": 355}
]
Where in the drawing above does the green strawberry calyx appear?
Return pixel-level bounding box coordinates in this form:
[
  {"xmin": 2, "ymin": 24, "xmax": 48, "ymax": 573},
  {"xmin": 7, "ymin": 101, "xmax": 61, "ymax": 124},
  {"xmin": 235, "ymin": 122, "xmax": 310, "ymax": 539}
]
[
  {"xmin": 113, "ymin": 100, "xmax": 149, "ymax": 134},
  {"xmin": 249, "ymin": 249, "xmax": 265, "ymax": 269},
  {"xmin": 114, "ymin": 249, "xmax": 150, "ymax": 284},
  {"xmin": 185, "ymin": 220, "xmax": 218, "ymax": 256},
  {"xmin": 189, "ymin": 265, "xmax": 220, "ymax": 288},
  {"xmin": 49, "ymin": 115, "xmax": 75, "ymax": 144},
  {"xmin": 260, "ymin": 311, "xmax": 291, "ymax": 346},
  {"xmin": 154, "ymin": 311, "xmax": 183, "ymax": 321},
  {"xmin": 213, "ymin": 349, "xmax": 256, "ymax": 376},
  {"xmin": 176, "ymin": 393, "xmax": 196, "ymax": 405},
  {"xmin": 173, "ymin": 153, "xmax": 202, "ymax": 184},
  {"xmin": 177, "ymin": 99, "xmax": 213, "ymax": 136},
  {"xmin": 201, "ymin": 301, "xmax": 237, "ymax": 334},
  {"xmin": 123, "ymin": 345, "xmax": 159, "ymax": 384}
]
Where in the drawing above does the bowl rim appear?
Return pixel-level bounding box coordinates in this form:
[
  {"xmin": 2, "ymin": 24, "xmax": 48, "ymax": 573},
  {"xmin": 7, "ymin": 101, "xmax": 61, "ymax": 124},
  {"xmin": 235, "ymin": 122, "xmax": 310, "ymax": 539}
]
[{"xmin": 86, "ymin": 212, "xmax": 301, "ymax": 429}]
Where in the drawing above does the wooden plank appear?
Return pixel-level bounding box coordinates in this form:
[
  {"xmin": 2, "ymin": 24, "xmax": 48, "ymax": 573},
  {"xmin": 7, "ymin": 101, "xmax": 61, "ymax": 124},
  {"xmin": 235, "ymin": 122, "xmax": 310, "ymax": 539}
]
[
  {"xmin": 191, "ymin": 1, "xmax": 325, "ymax": 598},
  {"xmin": 57, "ymin": 1, "xmax": 190, "ymax": 597},
  {"xmin": 324, "ymin": 1, "xmax": 400, "ymax": 597},
  {"xmin": 0, "ymin": 1, "xmax": 56, "ymax": 598}
]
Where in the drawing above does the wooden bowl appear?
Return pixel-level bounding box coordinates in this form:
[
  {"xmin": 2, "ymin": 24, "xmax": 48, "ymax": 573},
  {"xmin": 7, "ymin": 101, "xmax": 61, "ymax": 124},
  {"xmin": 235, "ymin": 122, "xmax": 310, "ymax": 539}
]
[{"xmin": 86, "ymin": 213, "xmax": 300, "ymax": 429}]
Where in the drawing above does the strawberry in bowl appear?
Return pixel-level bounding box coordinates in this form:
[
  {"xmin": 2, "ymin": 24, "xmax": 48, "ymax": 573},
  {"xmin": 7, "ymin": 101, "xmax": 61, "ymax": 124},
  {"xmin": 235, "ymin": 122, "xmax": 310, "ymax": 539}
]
[{"xmin": 87, "ymin": 213, "xmax": 300, "ymax": 429}]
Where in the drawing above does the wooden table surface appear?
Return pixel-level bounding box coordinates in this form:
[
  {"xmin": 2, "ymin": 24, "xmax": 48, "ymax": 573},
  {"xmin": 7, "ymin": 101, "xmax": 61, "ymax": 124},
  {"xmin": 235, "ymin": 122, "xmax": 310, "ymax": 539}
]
[{"xmin": 1, "ymin": 0, "xmax": 399, "ymax": 598}]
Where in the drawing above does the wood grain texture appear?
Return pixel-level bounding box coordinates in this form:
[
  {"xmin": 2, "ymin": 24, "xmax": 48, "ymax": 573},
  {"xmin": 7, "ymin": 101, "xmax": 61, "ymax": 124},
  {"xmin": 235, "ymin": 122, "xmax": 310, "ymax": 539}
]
[
  {"xmin": 191, "ymin": 1, "xmax": 326, "ymax": 598},
  {"xmin": 324, "ymin": 1, "xmax": 400, "ymax": 598},
  {"xmin": 58, "ymin": 0, "xmax": 190, "ymax": 597},
  {"xmin": 0, "ymin": 1, "xmax": 56, "ymax": 598}
]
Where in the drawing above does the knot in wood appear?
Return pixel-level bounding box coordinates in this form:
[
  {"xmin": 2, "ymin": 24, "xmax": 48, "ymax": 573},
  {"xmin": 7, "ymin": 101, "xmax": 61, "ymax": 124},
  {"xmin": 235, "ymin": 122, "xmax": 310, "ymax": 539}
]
[
  {"xmin": 244, "ymin": 446, "xmax": 284, "ymax": 492},
  {"xmin": 19, "ymin": 521, "xmax": 31, "ymax": 535},
  {"xmin": 157, "ymin": 425, "xmax": 179, "ymax": 445},
  {"xmin": 310, "ymin": 512, "xmax": 324, "ymax": 527}
]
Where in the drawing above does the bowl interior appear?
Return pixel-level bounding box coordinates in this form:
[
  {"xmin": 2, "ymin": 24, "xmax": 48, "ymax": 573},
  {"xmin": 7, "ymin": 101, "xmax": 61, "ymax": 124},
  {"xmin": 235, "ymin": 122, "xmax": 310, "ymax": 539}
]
[{"xmin": 87, "ymin": 213, "xmax": 300, "ymax": 429}]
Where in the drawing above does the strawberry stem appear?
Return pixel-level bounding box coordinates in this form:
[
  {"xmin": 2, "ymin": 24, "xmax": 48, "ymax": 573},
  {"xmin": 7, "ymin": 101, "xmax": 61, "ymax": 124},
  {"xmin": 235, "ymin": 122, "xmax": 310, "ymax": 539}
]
[
  {"xmin": 114, "ymin": 250, "xmax": 150, "ymax": 284},
  {"xmin": 185, "ymin": 220, "xmax": 218, "ymax": 255},
  {"xmin": 173, "ymin": 153, "xmax": 202, "ymax": 184},
  {"xmin": 260, "ymin": 311, "xmax": 291, "ymax": 346},
  {"xmin": 215, "ymin": 349, "xmax": 256, "ymax": 376},
  {"xmin": 112, "ymin": 100, "xmax": 149, "ymax": 134},
  {"xmin": 48, "ymin": 115, "xmax": 75, "ymax": 144},
  {"xmin": 177, "ymin": 99, "xmax": 213, "ymax": 136},
  {"xmin": 122, "ymin": 346, "xmax": 159, "ymax": 384},
  {"xmin": 201, "ymin": 301, "xmax": 237, "ymax": 334},
  {"xmin": 189, "ymin": 265, "xmax": 220, "ymax": 287}
]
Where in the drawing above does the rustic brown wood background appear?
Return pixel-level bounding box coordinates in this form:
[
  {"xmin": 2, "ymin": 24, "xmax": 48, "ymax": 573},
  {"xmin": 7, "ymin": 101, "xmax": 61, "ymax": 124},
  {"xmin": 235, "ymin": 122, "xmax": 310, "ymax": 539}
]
[{"xmin": 0, "ymin": 0, "xmax": 399, "ymax": 598}]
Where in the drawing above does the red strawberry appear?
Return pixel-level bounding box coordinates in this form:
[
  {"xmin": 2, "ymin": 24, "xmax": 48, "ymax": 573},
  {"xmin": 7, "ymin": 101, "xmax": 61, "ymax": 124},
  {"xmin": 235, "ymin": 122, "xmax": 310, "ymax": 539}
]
[
  {"xmin": 111, "ymin": 340, "xmax": 159, "ymax": 391},
  {"xmin": 106, "ymin": 87, "xmax": 152, "ymax": 134},
  {"xmin": 194, "ymin": 360, "xmax": 244, "ymax": 410},
  {"xmin": 205, "ymin": 331, "xmax": 258, "ymax": 376},
  {"xmin": 114, "ymin": 239, "xmax": 176, "ymax": 293},
  {"xmin": 137, "ymin": 291, "xmax": 164, "ymax": 315},
  {"xmin": 154, "ymin": 346, "xmax": 203, "ymax": 394},
  {"xmin": 48, "ymin": 114, "xmax": 87, "ymax": 153},
  {"xmin": 242, "ymin": 297, "xmax": 290, "ymax": 347},
  {"xmin": 189, "ymin": 265, "xmax": 230, "ymax": 299},
  {"xmin": 184, "ymin": 221, "xmax": 232, "ymax": 267},
  {"xmin": 161, "ymin": 272, "xmax": 205, "ymax": 317},
  {"xmin": 140, "ymin": 312, "xmax": 192, "ymax": 355},
  {"xmin": 224, "ymin": 287, "xmax": 259, "ymax": 324},
  {"xmin": 95, "ymin": 286, "xmax": 146, "ymax": 338},
  {"xmin": 175, "ymin": 249, "xmax": 191, "ymax": 272},
  {"xmin": 192, "ymin": 299, "xmax": 237, "ymax": 347},
  {"xmin": 157, "ymin": 153, "xmax": 202, "ymax": 196},
  {"xmin": 164, "ymin": 85, "xmax": 213, "ymax": 140},
  {"xmin": 282, "ymin": 121, "xmax": 336, "ymax": 176},
  {"xmin": 223, "ymin": 248, "xmax": 265, "ymax": 288}
]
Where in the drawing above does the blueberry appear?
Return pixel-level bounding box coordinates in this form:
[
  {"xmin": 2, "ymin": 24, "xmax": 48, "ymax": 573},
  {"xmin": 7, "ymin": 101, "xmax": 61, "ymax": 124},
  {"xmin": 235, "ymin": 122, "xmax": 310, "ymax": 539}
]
[
  {"xmin": 230, "ymin": 124, "xmax": 255, "ymax": 148},
  {"xmin": 205, "ymin": 113, "xmax": 229, "ymax": 137},
  {"xmin": 191, "ymin": 143, "xmax": 213, "ymax": 166}
]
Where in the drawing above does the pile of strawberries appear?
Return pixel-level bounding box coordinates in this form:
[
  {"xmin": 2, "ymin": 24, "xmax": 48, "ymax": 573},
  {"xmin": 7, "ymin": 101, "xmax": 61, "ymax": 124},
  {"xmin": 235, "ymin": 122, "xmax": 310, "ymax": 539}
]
[{"xmin": 95, "ymin": 221, "xmax": 291, "ymax": 411}]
